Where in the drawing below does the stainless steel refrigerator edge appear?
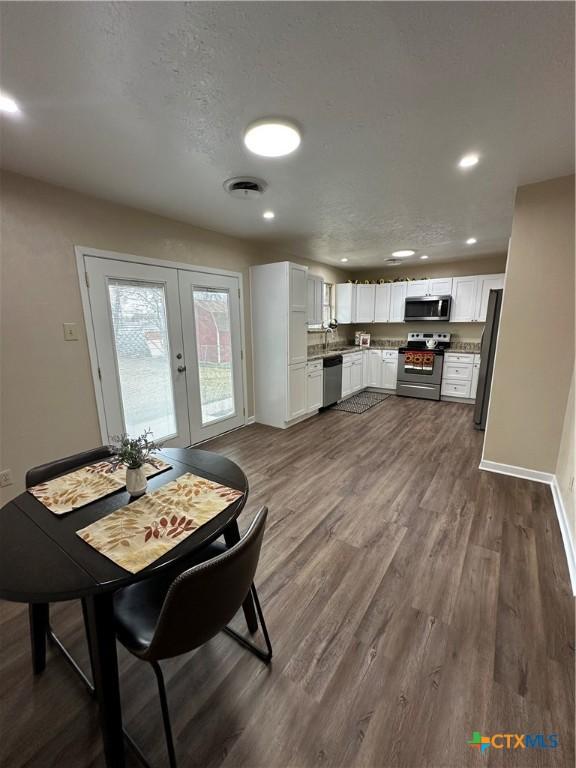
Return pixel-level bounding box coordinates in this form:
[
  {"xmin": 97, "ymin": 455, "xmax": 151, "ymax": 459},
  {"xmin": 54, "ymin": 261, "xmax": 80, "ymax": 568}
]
[{"xmin": 474, "ymin": 289, "xmax": 503, "ymax": 430}]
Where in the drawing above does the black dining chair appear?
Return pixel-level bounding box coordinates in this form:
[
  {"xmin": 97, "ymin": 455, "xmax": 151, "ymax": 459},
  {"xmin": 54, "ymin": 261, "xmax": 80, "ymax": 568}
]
[
  {"xmin": 113, "ymin": 506, "xmax": 272, "ymax": 768},
  {"xmin": 25, "ymin": 445, "xmax": 115, "ymax": 677}
]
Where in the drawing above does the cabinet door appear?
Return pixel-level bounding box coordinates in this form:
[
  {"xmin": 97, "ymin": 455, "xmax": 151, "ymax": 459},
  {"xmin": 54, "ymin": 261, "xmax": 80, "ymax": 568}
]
[
  {"xmin": 289, "ymin": 264, "xmax": 307, "ymax": 311},
  {"xmin": 362, "ymin": 350, "xmax": 370, "ymax": 387},
  {"xmin": 289, "ymin": 309, "xmax": 307, "ymax": 364},
  {"xmin": 374, "ymin": 284, "xmax": 391, "ymax": 322},
  {"xmin": 315, "ymin": 277, "xmax": 324, "ymax": 324},
  {"xmin": 451, "ymin": 276, "xmax": 478, "ymax": 322},
  {"xmin": 306, "ymin": 277, "xmax": 316, "ymax": 325},
  {"xmin": 353, "ymin": 284, "xmax": 375, "ymax": 323},
  {"xmin": 475, "ymin": 274, "xmax": 505, "ymax": 321},
  {"xmin": 382, "ymin": 358, "xmax": 398, "ymax": 389},
  {"xmin": 389, "ymin": 282, "xmax": 407, "ymax": 322},
  {"xmin": 429, "ymin": 277, "xmax": 453, "ymax": 296},
  {"xmin": 342, "ymin": 361, "xmax": 352, "ymax": 397},
  {"xmin": 351, "ymin": 361, "xmax": 363, "ymax": 391},
  {"xmin": 306, "ymin": 275, "xmax": 323, "ymax": 325},
  {"xmin": 368, "ymin": 350, "xmax": 382, "ymax": 387},
  {"xmin": 335, "ymin": 283, "xmax": 356, "ymax": 324},
  {"xmin": 406, "ymin": 280, "xmax": 429, "ymax": 297},
  {"xmin": 306, "ymin": 370, "xmax": 323, "ymax": 412},
  {"xmin": 287, "ymin": 363, "xmax": 307, "ymax": 420}
]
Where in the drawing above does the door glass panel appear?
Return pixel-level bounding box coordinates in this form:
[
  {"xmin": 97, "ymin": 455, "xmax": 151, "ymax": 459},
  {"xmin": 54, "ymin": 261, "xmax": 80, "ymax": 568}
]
[
  {"xmin": 108, "ymin": 279, "xmax": 177, "ymax": 440},
  {"xmin": 192, "ymin": 288, "xmax": 235, "ymax": 424}
]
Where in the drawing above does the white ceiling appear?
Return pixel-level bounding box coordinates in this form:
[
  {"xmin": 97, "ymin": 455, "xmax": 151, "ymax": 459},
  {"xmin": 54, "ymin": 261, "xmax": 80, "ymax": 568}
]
[{"xmin": 1, "ymin": 2, "xmax": 574, "ymax": 269}]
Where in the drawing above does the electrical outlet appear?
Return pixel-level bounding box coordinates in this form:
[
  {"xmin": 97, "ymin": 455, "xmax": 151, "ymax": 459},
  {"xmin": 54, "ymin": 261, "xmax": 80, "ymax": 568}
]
[
  {"xmin": 63, "ymin": 322, "xmax": 79, "ymax": 341},
  {"xmin": 0, "ymin": 469, "xmax": 13, "ymax": 487}
]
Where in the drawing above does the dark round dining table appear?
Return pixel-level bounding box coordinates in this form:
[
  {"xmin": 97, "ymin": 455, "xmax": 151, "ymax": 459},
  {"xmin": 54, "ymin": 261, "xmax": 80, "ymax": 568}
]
[{"xmin": 0, "ymin": 447, "xmax": 252, "ymax": 768}]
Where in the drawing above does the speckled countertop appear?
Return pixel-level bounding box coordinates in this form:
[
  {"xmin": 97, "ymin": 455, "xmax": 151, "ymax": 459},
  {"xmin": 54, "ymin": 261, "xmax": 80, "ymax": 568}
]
[{"xmin": 307, "ymin": 337, "xmax": 480, "ymax": 361}]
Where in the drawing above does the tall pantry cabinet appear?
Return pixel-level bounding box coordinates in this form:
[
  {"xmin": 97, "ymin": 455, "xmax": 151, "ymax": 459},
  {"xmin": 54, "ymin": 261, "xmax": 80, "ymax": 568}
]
[{"xmin": 250, "ymin": 262, "xmax": 309, "ymax": 428}]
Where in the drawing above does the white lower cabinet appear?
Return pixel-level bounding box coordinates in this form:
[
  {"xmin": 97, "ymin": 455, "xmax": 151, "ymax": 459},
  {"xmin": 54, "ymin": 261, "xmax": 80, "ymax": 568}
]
[
  {"xmin": 306, "ymin": 362, "xmax": 323, "ymax": 413},
  {"xmin": 351, "ymin": 357, "xmax": 363, "ymax": 392},
  {"xmin": 381, "ymin": 350, "xmax": 398, "ymax": 390},
  {"xmin": 342, "ymin": 358, "xmax": 353, "ymax": 398},
  {"xmin": 441, "ymin": 352, "xmax": 477, "ymax": 399},
  {"xmin": 287, "ymin": 363, "xmax": 307, "ymax": 420},
  {"xmin": 368, "ymin": 350, "xmax": 382, "ymax": 387}
]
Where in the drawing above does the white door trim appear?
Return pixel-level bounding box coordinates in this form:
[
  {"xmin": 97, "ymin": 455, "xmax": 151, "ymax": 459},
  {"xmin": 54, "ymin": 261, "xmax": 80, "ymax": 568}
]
[{"xmin": 75, "ymin": 246, "xmax": 248, "ymax": 445}]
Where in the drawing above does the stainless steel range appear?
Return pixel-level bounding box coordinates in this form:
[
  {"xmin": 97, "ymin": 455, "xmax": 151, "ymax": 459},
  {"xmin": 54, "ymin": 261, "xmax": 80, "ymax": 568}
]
[{"xmin": 396, "ymin": 332, "xmax": 451, "ymax": 400}]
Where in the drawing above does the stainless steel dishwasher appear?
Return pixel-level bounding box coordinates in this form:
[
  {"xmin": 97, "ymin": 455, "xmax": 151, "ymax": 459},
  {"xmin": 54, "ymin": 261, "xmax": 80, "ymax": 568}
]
[{"xmin": 323, "ymin": 354, "xmax": 343, "ymax": 407}]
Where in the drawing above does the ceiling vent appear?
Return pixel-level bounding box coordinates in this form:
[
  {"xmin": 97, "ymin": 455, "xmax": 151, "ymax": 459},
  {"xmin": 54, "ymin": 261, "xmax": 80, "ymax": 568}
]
[
  {"xmin": 385, "ymin": 258, "xmax": 401, "ymax": 265},
  {"xmin": 223, "ymin": 177, "xmax": 267, "ymax": 199}
]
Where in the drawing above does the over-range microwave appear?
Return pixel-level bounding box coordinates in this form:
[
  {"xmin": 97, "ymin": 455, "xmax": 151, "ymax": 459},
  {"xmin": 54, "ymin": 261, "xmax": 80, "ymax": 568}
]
[{"xmin": 404, "ymin": 295, "xmax": 452, "ymax": 321}]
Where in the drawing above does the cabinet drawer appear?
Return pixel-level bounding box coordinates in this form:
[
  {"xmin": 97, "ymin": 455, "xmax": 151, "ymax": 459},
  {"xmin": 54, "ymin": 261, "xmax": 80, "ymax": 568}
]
[
  {"xmin": 382, "ymin": 350, "xmax": 398, "ymax": 359},
  {"xmin": 306, "ymin": 360, "xmax": 323, "ymax": 373},
  {"xmin": 443, "ymin": 362, "xmax": 473, "ymax": 381},
  {"xmin": 344, "ymin": 353, "xmax": 362, "ymax": 364},
  {"xmin": 444, "ymin": 352, "xmax": 474, "ymax": 364},
  {"xmin": 441, "ymin": 379, "xmax": 472, "ymax": 398}
]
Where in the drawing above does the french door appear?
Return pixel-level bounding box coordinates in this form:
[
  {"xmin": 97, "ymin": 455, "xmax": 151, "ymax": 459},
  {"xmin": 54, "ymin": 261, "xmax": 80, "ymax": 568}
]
[{"xmin": 84, "ymin": 256, "xmax": 245, "ymax": 447}]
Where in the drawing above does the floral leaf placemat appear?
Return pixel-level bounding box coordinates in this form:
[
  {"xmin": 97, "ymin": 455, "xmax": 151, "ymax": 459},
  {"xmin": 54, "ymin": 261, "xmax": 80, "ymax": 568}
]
[
  {"xmin": 28, "ymin": 458, "xmax": 172, "ymax": 515},
  {"xmin": 76, "ymin": 473, "xmax": 244, "ymax": 573}
]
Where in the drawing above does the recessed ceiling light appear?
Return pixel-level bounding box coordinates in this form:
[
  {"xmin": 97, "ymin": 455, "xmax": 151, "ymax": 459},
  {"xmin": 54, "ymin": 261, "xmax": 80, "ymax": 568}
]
[
  {"xmin": 262, "ymin": 210, "xmax": 275, "ymax": 220},
  {"xmin": 0, "ymin": 93, "xmax": 20, "ymax": 114},
  {"xmin": 340, "ymin": 258, "xmax": 349, "ymax": 263},
  {"xmin": 420, "ymin": 255, "xmax": 429, "ymax": 260},
  {"xmin": 466, "ymin": 237, "xmax": 477, "ymax": 245},
  {"xmin": 459, "ymin": 153, "xmax": 480, "ymax": 169},
  {"xmin": 244, "ymin": 120, "xmax": 301, "ymax": 158},
  {"xmin": 392, "ymin": 250, "xmax": 415, "ymax": 258}
]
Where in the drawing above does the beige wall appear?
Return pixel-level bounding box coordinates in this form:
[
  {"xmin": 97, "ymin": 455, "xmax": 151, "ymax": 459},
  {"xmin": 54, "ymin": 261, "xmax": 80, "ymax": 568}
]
[
  {"xmin": 556, "ymin": 371, "xmax": 575, "ymax": 540},
  {"xmin": 0, "ymin": 170, "xmax": 345, "ymax": 501},
  {"xmin": 484, "ymin": 175, "xmax": 575, "ymax": 473}
]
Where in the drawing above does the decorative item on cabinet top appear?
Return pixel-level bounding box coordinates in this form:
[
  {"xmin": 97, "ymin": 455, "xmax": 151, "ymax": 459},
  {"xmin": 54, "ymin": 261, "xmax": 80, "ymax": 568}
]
[{"xmin": 347, "ymin": 277, "xmax": 429, "ymax": 284}]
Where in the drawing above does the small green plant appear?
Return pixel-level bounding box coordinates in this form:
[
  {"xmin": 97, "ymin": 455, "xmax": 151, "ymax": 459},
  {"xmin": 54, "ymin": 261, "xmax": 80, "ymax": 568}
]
[{"xmin": 112, "ymin": 430, "xmax": 161, "ymax": 469}]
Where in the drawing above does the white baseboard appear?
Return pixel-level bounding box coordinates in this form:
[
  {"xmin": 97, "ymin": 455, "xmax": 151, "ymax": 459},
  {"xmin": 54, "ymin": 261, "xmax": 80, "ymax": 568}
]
[
  {"xmin": 479, "ymin": 459, "xmax": 576, "ymax": 595},
  {"xmin": 550, "ymin": 478, "xmax": 576, "ymax": 596},
  {"xmin": 246, "ymin": 415, "xmax": 255, "ymax": 425},
  {"xmin": 478, "ymin": 459, "xmax": 554, "ymax": 484}
]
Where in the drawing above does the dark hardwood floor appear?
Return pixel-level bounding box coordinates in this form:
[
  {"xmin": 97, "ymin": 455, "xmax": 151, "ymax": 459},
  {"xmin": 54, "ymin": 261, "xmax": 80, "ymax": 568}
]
[{"xmin": 1, "ymin": 396, "xmax": 574, "ymax": 767}]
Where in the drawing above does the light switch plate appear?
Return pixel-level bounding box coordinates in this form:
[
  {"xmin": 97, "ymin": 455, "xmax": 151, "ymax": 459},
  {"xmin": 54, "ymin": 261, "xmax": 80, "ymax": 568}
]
[{"xmin": 63, "ymin": 322, "xmax": 79, "ymax": 341}]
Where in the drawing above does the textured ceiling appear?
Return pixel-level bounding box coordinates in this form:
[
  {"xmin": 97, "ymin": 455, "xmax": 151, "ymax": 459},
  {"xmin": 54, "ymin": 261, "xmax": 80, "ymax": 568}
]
[{"xmin": 0, "ymin": 1, "xmax": 574, "ymax": 268}]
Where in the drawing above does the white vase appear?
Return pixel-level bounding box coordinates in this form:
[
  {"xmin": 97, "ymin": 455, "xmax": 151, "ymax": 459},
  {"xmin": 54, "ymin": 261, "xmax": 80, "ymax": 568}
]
[{"xmin": 126, "ymin": 466, "xmax": 147, "ymax": 497}]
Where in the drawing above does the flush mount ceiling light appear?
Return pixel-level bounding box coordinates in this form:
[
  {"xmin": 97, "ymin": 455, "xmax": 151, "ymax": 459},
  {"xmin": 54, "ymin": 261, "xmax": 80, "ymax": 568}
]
[
  {"xmin": 244, "ymin": 119, "xmax": 301, "ymax": 158},
  {"xmin": 340, "ymin": 258, "xmax": 349, "ymax": 263},
  {"xmin": 0, "ymin": 92, "xmax": 20, "ymax": 114},
  {"xmin": 392, "ymin": 250, "xmax": 415, "ymax": 258},
  {"xmin": 466, "ymin": 237, "xmax": 477, "ymax": 245},
  {"xmin": 262, "ymin": 210, "xmax": 275, "ymax": 220},
  {"xmin": 459, "ymin": 153, "xmax": 480, "ymax": 169},
  {"xmin": 420, "ymin": 255, "xmax": 429, "ymax": 260}
]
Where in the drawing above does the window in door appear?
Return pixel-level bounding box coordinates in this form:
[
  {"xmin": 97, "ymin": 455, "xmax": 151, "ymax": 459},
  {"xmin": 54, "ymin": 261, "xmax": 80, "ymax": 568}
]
[
  {"xmin": 192, "ymin": 288, "xmax": 235, "ymax": 425},
  {"xmin": 108, "ymin": 279, "xmax": 177, "ymax": 439}
]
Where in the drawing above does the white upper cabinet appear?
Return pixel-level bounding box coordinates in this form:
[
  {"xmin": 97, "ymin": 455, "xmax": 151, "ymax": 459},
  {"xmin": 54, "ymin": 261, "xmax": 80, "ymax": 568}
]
[
  {"xmin": 475, "ymin": 274, "xmax": 505, "ymax": 321},
  {"xmin": 335, "ymin": 283, "xmax": 356, "ymax": 324},
  {"xmin": 405, "ymin": 280, "xmax": 429, "ymax": 298},
  {"xmin": 429, "ymin": 277, "xmax": 453, "ymax": 296},
  {"xmin": 451, "ymin": 276, "xmax": 478, "ymax": 322},
  {"xmin": 374, "ymin": 283, "xmax": 391, "ymax": 322},
  {"xmin": 290, "ymin": 264, "xmax": 307, "ymax": 311},
  {"xmin": 288, "ymin": 264, "xmax": 308, "ymax": 364},
  {"xmin": 353, "ymin": 284, "xmax": 376, "ymax": 323},
  {"xmin": 406, "ymin": 278, "xmax": 453, "ymax": 297},
  {"xmin": 389, "ymin": 282, "xmax": 408, "ymax": 322},
  {"xmin": 306, "ymin": 274, "xmax": 323, "ymax": 325}
]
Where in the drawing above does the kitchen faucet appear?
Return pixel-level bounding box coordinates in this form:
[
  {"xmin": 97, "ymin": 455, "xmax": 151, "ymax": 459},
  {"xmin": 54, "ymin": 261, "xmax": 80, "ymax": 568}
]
[{"xmin": 323, "ymin": 326, "xmax": 334, "ymax": 352}]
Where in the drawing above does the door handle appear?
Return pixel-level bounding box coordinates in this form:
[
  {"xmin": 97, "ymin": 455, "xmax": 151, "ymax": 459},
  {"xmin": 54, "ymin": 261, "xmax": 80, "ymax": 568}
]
[{"xmin": 177, "ymin": 365, "xmax": 186, "ymax": 373}]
